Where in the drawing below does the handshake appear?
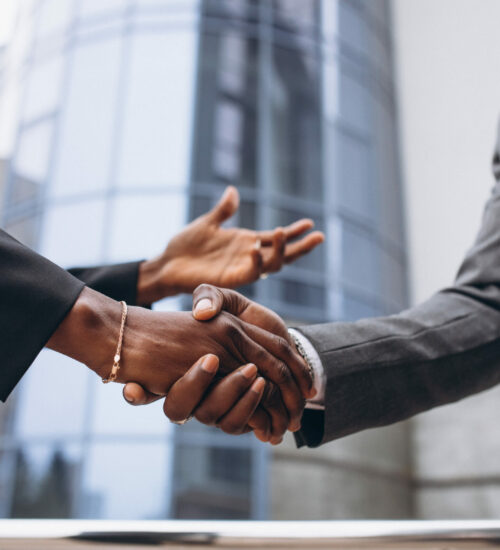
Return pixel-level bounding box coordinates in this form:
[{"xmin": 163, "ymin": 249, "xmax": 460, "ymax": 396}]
[
  {"xmin": 46, "ymin": 186, "xmax": 324, "ymax": 447},
  {"xmin": 107, "ymin": 284, "xmax": 314, "ymax": 445}
]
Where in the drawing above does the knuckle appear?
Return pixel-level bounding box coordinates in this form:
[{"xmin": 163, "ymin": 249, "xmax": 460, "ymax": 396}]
[
  {"xmin": 274, "ymin": 361, "xmax": 291, "ymax": 385},
  {"xmin": 261, "ymin": 382, "xmax": 280, "ymax": 407},
  {"xmin": 274, "ymin": 335, "xmax": 291, "ymax": 357},
  {"xmin": 194, "ymin": 407, "xmax": 218, "ymax": 426},
  {"xmin": 194, "ymin": 283, "xmax": 213, "ymax": 297},
  {"xmin": 219, "ymin": 419, "xmax": 243, "ymax": 435}
]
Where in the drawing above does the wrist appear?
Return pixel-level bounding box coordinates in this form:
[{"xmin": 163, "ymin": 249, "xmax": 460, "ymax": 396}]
[
  {"xmin": 137, "ymin": 256, "xmax": 177, "ymax": 304},
  {"xmin": 46, "ymin": 287, "xmax": 120, "ymax": 379}
]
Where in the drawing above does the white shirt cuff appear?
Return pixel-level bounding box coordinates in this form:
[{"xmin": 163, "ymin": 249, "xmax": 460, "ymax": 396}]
[{"xmin": 288, "ymin": 328, "xmax": 325, "ymax": 410}]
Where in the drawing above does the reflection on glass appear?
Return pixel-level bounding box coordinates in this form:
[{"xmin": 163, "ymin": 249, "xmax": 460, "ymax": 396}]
[
  {"xmin": 341, "ymin": 223, "xmax": 380, "ymax": 295},
  {"xmin": 270, "ymin": 44, "xmax": 322, "ymax": 199},
  {"xmin": 14, "ymin": 121, "xmax": 53, "ymax": 183},
  {"xmin": 77, "ymin": 0, "xmax": 125, "ymax": 18},
  {"xmin": 118, "ymin": 32, "xmax": 197, "ymax": 188},
  {"xmin": 40, "ymin": 200, "xmax": 106, "ymax": 266},
  {"xmin": 172, "ymin": 444, "xmax": 252, "ymax": 519},
  {"xmin": 10, "ymin": 444, "xmax": 81, "ymax": 519},
  {"xmin": 337, "ymin": 132, "xmax": 374, "ymax": 220},
  {"xmin": 51, "ymin": 39, "xmax": 121, "ymax": 197},
  {"xmin": 342, "ymin": 293, "xmax": 380, "ymax": 321},
  {"xmin": 38, "ymin": 0, "xmax": 73, "ymax": 38},
  {"xmin": 13, "ymin": 350, "xmax": 90, "ymax": 440},
  {"xmin": 272, "ymin": 0, "xmax": 319, "ymax": 36},
  {"xmin": 4, "ymin": 214, "xmax": 39, "ymax": 248},
  {"xmin": 22, "ymin": 57, "xmax": 63, "ymax": 121},
  {"xmin": 109, "ymin": 194, "xmax": 187, "ymax": 263},
  {"xmin": 338, "ymin": 0, "xmax": 367, "ymax": 54},
  {"xmin": 82, "ymin": 442, "xmax": 170, "ymax": 519},
  {"xmin": 192, "ymin": 27, "xmax": 258, "ymax": 188}
]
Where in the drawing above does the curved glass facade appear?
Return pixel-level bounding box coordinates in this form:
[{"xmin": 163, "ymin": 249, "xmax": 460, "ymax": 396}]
[{"xmin": 0, "ymin": 0, "xmax": 409, "ymax": 520}]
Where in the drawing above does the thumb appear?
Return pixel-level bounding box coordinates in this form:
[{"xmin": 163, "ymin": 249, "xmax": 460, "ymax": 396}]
[
  {"xmin": 206, "ymin": 186, "xmax": 239, "ymax": 225},
  {"xmin": 123, "ymin": 382, "xmax": 162, "ymax": 406},
  {"xmin": 192, "ymin": 284, "xmax": 250, "ymax": 321}
]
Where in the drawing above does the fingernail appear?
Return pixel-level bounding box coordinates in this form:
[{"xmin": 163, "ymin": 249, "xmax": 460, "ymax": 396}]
[
  {"xmin": 241, "ymin": 364, "xmax": 258, "ymax": 379},
  {"xmin": 201, "ymin": 355, "xmax": 219, "ymax": 373},
  {"xmin": 123, "ymin": 392, "xmax": 135, "ymax": 405},
  {"xmin": 194, "ymin": 298, "xmax": 213, "ymax": 314},
  {"xmin": 251, "ymin": 377, "xmax": 266, "ymax": 393}
]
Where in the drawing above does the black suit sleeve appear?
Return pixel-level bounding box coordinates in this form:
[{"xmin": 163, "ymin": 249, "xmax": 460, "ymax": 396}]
[
  {"xmin": 0, "ymin": 230, "xmax": 85, "ymax": 401},
  {"xmin": 68, "ymin": 262, "xmax": 143, "ymax": 306},
  {"xmin": 295, "ymin": 121, "xmax": 500, "ymax": 448}
]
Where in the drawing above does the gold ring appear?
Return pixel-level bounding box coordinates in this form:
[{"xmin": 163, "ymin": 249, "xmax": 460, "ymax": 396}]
[{"xmin": 260, "ymin": 273, "xmax": 269, "ymax": 280}]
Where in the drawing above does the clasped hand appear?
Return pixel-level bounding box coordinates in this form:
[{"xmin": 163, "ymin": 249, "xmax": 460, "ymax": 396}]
[{"xmin": 122, "ymin": 285, "xmax": 313, "ymax": 445}]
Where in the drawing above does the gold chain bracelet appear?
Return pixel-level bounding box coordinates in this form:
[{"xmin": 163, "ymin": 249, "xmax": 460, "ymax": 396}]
[{"xmin": 102, "ymin": 301, "xmax": 128, "ymax": 384}]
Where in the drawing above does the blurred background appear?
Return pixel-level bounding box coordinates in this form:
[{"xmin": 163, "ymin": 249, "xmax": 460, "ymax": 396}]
[{"xmin": 0, "ymin": 0, "xmax": 499, "ymax": 521}]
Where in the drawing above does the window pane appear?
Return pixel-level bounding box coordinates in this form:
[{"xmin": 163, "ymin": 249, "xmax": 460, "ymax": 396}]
[
  {"xmin": 14, "ymin": 121, "xmax": 53, "ymax": 182},
  {"xmin": 90, "ymin": 377, "xmax": 169, "ymax": 437},
  {"xmin": 108, "ymin": 193, "xmax": 187, "ymax": 262},
  {"xmin": 14, "ymin": 350, "xmax": 90, "ymax": 439},
  {"xmin": 23, "ymin": 57, "xmax": 63, "ymax": 121},
  {"xmin": 10, "ymin": 444, "xmax": 81, "ymax": 518},
  {"xmin": 4, "ymin": 214, "xmax": 39, "ymax": 249},
  {"xmin": 337, "ymin": 131, "xmax": 375, "ymax": 221},
  {"xmin": 172, "ymin": 444, "xmax": 252, "ymax": 519},
  {"xmin": 338, "ymin": 0, "xmax": 367, "ymax": 54},
  {"xmin": 38, "ymin": 0, "xmax": 74, "ymax": 37},
  {"xmin": 40, "ymin": 199, "xmax": 106, "ymax": 266},
  {"xmin": 342, "ymin": 294, "xmax": 380, "ymax": 321},
  {"xmin": 117, "ymin": 32, "xmax": 197, "ymax": 189},
  {"xmin": 191, "ymin": 30, "xmax": 258, "ymax": 188},
  {"xmin": 77, "ymin": 0, "xmax": 125, "ymax": 18},
  {"xmin": 341, "ymin": 223, "xmax": 380, "ymax": 295},
  {"xmin": 81, "ymin": 442, "xmax": 170, "ymax": 519},
  {"xmin": 51, "ymin": 39, "xmax": 121, "ymax": 197},
  {"xmin": 339, "ymin": 69, "xmax": 371, "ymax": 135}
]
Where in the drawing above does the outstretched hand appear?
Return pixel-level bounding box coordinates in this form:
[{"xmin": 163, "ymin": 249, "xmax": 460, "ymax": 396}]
[{"xmin": 136, "ymin": 186, "xmax": 324, "ymax": 304}]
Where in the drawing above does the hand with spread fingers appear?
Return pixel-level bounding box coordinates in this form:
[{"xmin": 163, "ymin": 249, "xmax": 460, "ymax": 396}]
[
  {"xmin": 136, "ymin": 185, "xmax": 324, "ymax": 305},
  {"xmin": 123, "ymin": 284, "xmax": 313, "ymax": 445}
]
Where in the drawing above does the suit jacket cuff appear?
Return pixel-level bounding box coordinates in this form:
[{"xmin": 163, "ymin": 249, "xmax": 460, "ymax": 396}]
[{"xmin": 68, "ymin": 261, "xmax": 145, "ymax": 306}]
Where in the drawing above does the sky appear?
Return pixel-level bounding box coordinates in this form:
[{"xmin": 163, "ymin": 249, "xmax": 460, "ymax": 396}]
[{"xmin": 0, "ymin": 0, "xmax": 16, "ymax": 47}]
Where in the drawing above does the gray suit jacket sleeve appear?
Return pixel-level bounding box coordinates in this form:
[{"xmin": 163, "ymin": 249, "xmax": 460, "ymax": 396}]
[{"xmin": 295, "ymin": 125, "xmax": 500, "ymax": 448}]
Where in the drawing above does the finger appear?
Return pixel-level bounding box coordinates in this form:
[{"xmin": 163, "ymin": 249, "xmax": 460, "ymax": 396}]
[
  {"xmin": 205, "ymin": 186, "xmax": 240, "ymax": 225},
  {"xmin": 284, "ymin": 231, "xmax": 325, "ymax": 264},
  {"xmin": 163, "ymin": 354, "xmax": 219, "ymax": 423},
  {"xmin": 237, "ymin": 330, "xmax": 304, "ymax": 432},
  {"xmin": 194, "ymin": 363, "xmax": 258, "ymax": 427},
  {"xmin": 217, "ymin": 377, "xmax": 266, "ymax": 435},
  {"xmin": 192, "ymin": 284, "xmax": 250, "ymax": 321},
  {"xmin": 259, "ymin": 380, "xmax": 290, "ymax": 442},
  {"xmin": 242, "ymin": 320, "xmax": 314, "ymax": 400},
  {"xmin": 258, "ymin": 218, "xmax": 314, "ymax": 245},
  {"xmin": 260, "ymin": 228, "xmax": 286, "ymax": 273},
  {"xmin": 248, "ymin": 407, "xmax": 272, "ymax": 441},
  {"xmin": 123, "ymin": 383, "xmax": 162, "ymax": 406}
]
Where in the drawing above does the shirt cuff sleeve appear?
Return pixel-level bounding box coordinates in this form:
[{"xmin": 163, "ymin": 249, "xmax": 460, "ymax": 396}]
[{"xmin": 288, "ymin": 328, "xmax": 326, "ymax": 410}]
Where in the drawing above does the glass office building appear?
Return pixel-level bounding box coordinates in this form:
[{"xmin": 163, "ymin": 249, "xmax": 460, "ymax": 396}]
[{"xmin": 0, "ymin": 0, "xmax": 409, "ymax": 519}]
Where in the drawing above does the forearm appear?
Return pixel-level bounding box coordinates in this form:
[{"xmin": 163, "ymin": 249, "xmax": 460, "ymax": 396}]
[
  {"xmin": 46, "ymin": 287, "xmax": 121, "ymax": 379},
  {"xmin": 297, "ymin": 166, "xmax": 500, "ymax": 447},
  {"xmin": 297, "ymin": 289, "xmax": 500, "ymax": 447}
]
